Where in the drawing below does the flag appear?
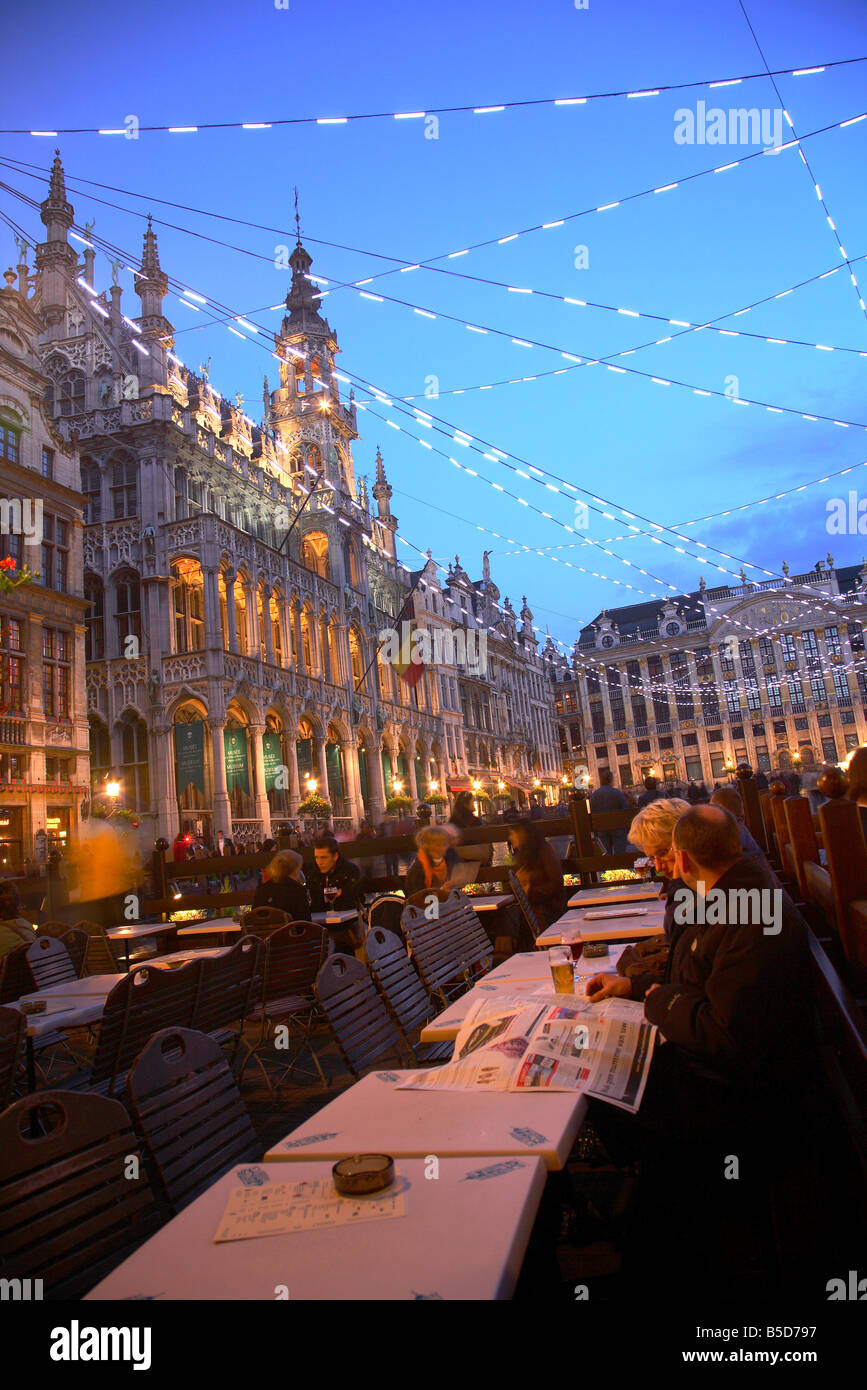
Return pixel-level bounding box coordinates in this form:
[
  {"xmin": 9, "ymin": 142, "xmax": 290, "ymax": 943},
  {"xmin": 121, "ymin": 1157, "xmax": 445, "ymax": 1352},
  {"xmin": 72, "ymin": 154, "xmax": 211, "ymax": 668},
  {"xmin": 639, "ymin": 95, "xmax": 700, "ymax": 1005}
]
[{"xmin": 392, "ymin": 626, "xmax": 425, "ymax": 688}]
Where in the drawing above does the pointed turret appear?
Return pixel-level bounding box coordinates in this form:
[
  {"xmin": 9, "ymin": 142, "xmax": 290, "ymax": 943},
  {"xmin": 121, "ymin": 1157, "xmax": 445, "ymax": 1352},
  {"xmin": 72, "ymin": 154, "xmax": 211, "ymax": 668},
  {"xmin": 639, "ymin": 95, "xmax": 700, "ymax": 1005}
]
[
  {"xmin": 134, "ymin": 215, "xmax": 173, "ymax": 386},
  {"xmin": 372, "ymin": 446, "xmax": 392, "ymax": 519},
  {"xmin": 36, "ymin": 149, "xmax": 78, "ymax": 335}
]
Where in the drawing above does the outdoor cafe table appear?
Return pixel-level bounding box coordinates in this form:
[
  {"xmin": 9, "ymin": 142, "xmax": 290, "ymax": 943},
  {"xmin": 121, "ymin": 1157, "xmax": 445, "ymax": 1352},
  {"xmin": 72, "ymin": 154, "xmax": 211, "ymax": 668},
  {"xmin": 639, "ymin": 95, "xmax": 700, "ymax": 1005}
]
[
  {"xmin": 85, "ymin": 1156, "xmax": 547, "ymax": 1301},
  {"xmin": 265, "ymin": 1070, "xmax": 588, "ymax": 1172},
  {"xmin": 465, "ymin": 894, "xmax": 513, "ymax": 913},
  {"xmin": 10, "ymin": 974, "xmax": 122, "ymax": 1090},
  {"xmin": 107, "ymin": 920, "xmax": 188, "ymax": 967},
  {"xmin": 177, "ymin": 916, "xmax": 241, "ymax": 938},
  {"xmin": 567, "ymin": 882, "xmax": 659, "ymax": 909},
  {"xmin": 536, "ymin": 903, "xmax": 666, "ymax": 948}
]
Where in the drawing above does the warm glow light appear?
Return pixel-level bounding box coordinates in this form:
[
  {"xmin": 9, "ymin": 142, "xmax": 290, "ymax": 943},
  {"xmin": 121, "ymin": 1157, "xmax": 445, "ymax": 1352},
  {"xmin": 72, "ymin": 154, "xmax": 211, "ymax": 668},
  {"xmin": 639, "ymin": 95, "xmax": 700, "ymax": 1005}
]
[
  {"xmin": 561, "ymin": 774, "xmax": 569, "ymax": 784},
  {"xmin": 533, "ymin": 778, "xmax": 541, "ymax": 787},
  {"xmin": 393, "ymin": 778, "xmax": 403, "ymax": 793},
  {"xmin": 305, "ymin": 776, "xmax": 318, "ymax": 792},
  {"xmin": 105, "ymin": 780, "xmax": 121, "ymax": 799},
  {"xmin": 497, "ymin": 780, "xmax": 505, "ymax": 791},
  {"xmin": 428, "ymin": 779, "xmax": 438, "ymax": 791},
  {"xmin": 472, "ymin": 779, "xmax": 482, "ymax": 791}
]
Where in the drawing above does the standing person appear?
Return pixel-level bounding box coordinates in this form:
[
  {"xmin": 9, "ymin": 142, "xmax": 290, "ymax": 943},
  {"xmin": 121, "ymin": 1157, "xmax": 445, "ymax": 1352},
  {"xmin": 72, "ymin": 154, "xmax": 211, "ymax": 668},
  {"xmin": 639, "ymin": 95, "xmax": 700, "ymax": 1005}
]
[
  {"xmin": 528, "ymin": 796, "xmax": 545, "ymax": 821},
  {"xmin": 252, "ymin": 849, "xmax": 310, "ymax": 919},
  {"xmin": 449, "ymin": 791, "xmax": 479, "ymax": 832},
  {"xmin": 502, "ymin": 799, "xmax": 520, "ymax": 824},
  {"xmin": 378, "ymin": 818, "xmax": 399, "ymax": 880},
  {"xmin": 635, "ymin": 776, "xmax": 661, "ymax": 809},
  {"xmin": 172, "ymin": 831, "xmax": 190, "ymax": 863},
  {"xmin": 588, "ymin": 769, "xmax": 630, "ymax": 853}
]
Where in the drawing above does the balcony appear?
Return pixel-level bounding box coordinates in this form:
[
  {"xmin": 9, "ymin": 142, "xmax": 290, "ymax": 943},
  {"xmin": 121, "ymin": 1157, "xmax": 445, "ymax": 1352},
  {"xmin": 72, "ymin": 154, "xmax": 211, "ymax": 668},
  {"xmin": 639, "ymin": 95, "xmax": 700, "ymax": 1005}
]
[{"xmin": 0, "ymin": 716, "xmax": 27, "ymax": 746}]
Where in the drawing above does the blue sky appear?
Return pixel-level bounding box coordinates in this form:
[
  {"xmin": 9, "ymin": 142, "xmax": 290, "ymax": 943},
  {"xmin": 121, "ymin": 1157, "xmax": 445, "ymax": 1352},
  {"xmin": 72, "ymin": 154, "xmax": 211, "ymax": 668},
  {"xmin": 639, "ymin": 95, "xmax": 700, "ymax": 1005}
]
[{"xmin": 2, "ymin": 0, "xmax": 866, "ymax": 653}]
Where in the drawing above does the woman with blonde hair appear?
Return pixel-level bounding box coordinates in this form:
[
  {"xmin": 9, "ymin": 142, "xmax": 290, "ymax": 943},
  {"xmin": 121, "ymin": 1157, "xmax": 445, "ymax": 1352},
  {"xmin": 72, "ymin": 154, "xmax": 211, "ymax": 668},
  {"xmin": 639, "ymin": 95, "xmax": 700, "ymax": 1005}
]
[
  {"xmin": 252, "ymin": 849, "xmax": 310, "ymax": 919},
  {"xmin": 404, "ymin": 825, "xmax": 459, "ymax": 897},
  {"xmin": 589, "ymin": 798, "xmax": 691, "ymax": 1002}
]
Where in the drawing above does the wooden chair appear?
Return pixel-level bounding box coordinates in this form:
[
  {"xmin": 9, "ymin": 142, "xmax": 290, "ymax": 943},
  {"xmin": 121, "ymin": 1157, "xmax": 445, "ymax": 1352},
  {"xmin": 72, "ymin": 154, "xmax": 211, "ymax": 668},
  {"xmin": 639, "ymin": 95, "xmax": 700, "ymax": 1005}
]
[
  {"xmin": 401, "ymin": 892, "xmax": 492, "ymax": 1007},
  {"xmin": 190, "ymin": 934, "xmax": 264, "ymax": 1052},
  {"xmin": 365, "ymin": 925, "xmax": 453, "ymax": 1063},
  {"xmin": 72, "ymin": 960, "xmax": 202, "ymax": 1098},
  {"xmin": 126, "ymin": 1026, "xmax": 260, "ymax": 1214},
  {"xmin": 35, "ymin": 921, "xmax": 70, "ymax": 938},
  {"xmin": 0, "ymin": 944, "xmax": 33, "ymax": 1005},
  {"xmin": 0, "ymin": 1005, "xmax": 25, "ymax": 1110},
  {"xmin": 240, "ymin": 921, "xmax": 328, "ymax": 1092},
  {"xmin": 243, "ymin": 906, "xmax": 290, "ymax": 937},
  {"xmin": 508, "ymin": 870, "xmax": 546, "ymax": 941},
  {"xmin": 819, "ymin": 796, "xmax": 867, "ymax": 981},
  {"xmin": 59, "ymin": 928, "xmax": 88, "ymax": 978},
  {"xmin": 0, "ymin": 1090, "xmax": 160, "ymax": 1298},
  {"xmin": 75, "ymin": 919, "xmax": 121, "ymax": 975},
  {"xmin": 759, "ymin": 791, "xmax": 779, "ymax": 863},
  {"xmin": 26, "ymin": 936, "xmax": 77, "ymax": 991},
  {"xmin": 366, "ymin": 894, "xmax": 407, "ymax": 946},
  {"xmin": 315, "ymin": 953, "xmax": 407, "ymax": 1078},
  {"xmin": 785, "ymin": 797, "xmax": 834, "ymax": 926}
]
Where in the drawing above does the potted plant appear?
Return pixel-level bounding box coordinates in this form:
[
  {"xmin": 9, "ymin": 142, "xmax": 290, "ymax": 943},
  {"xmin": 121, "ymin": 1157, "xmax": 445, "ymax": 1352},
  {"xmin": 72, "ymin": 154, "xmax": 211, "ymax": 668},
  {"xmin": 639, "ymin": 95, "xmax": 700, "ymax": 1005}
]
[
  {"xmin": 297, "ymin": 792, "xmax": 333, "ymax": 824},
  {"xmin": 0, "ymin": 557, "xmax": 34, "ymax": 594},
  {"xmin": 385, "ymin": 794, "xmax": 413, "ymax": 815}
]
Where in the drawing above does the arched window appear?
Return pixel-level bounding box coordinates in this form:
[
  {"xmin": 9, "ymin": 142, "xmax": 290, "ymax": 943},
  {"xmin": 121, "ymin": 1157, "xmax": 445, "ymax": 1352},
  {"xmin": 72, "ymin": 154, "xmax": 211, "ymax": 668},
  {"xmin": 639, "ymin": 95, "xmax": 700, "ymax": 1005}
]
[
  {"xmin": 172, "ymin": 560, "xmax": 205, "ymax": 652},
  {"xmin": 81, "ymin": 459, "xmax": 102, "ymax": 524},
  {"xmin": 320, "ymin": 615, "xmax": 331, "ymax": 681},
  {"xmin": 84, "ymin": 576, "xmax": 104, "ymax": 660},
  {"xmin": 88, "ymin": 717, "xmax": 111, "ymax": 792},
  {"xmin": 301, "ymin": 530, "xmax": 329, "ymax": 579},
  {"xmin": 300, "ymin": 609, "xmax": 314, "ymax": 674},
  {"xmin": 270, "ymin": 592, "xmax": 284, "ymax": 666},
  {"xmin": 349, "ymin": 626, "xmax": 364, "ymax": 686},
  {"xmin": 111, "ymin": 456, "xmax": 138, "ymax": 519},
  {"xmin": 58, "ymin": 372, "xmax": 85, "ymax": 417},
  {"xmin": 115, "ymin": 574, "xmax": 141, "ymax": 655},
  {"xmin": 119, "ymin": 714, "xmax": 150, "ymax": 811}
]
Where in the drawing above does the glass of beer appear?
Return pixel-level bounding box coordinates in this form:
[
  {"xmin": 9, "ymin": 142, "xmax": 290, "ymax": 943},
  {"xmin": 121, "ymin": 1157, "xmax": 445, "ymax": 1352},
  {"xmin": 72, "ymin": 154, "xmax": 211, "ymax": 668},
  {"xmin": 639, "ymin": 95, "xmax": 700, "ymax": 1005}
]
[{"xmin": 547, "ymin": 946, "xmax": 574, "ymax": 994}]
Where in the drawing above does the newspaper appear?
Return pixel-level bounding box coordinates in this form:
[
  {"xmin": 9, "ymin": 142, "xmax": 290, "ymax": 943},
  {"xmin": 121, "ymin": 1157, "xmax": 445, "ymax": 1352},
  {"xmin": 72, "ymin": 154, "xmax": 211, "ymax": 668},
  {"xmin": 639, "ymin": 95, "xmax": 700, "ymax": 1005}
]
[{"xmin": 398, "ymin": 992, "xmax": 656, "ymax": 1112}]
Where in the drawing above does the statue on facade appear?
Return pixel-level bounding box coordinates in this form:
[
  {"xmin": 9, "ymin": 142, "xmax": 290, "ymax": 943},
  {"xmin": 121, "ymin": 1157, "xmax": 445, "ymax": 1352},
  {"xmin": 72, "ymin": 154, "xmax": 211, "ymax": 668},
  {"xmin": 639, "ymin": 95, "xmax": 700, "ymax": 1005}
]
[
  {"xmin": 235, "ymin": 392, "xmax": 245, "ymax": 412},
  {"xmin": 14, "ymin": 236, "xmax": 28, "ymax": 266},
  {"xmin": 147, "ymin": 668, "xmax": 161, "ymax": 705},
  {"xmin": 199, "ymin": 357, "xmax": 211, "ymax": 382},
  {"xmin": 109, "ymin": 257, "xmax": 123, "ymax": 287}
]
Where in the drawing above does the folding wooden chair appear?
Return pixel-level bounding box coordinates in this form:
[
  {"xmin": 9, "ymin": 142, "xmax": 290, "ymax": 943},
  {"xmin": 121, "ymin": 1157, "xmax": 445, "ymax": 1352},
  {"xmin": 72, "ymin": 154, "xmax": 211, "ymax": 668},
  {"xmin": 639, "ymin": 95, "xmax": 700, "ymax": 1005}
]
[
  {"xmin": 365, "ymin": 926, "xmax": 453, "ymax": 1063},
  {"xmin": 0, "ymin": 1089, "xmax": 160, "ymax": 1298},
  {"xmin": 75, "ymin": 919, "xmax": 120, "ymax": 974},
  {"xmin": 240, "ymin": 921, "xmax": 328, "ymax": 1092},
  {"xmin": 26, "ymin": 936, "xmax": 77, "ymax": 991},
  {"xmin": 315, "ymin": 953, "xmax": 407, "ymax": 1078},
  {"xmin": 0, "ymin": 944, "xmax": 33, "ymax": 1005},
  {"xmin": 0, "ymin": 1005, "xmax": 25, "ymax": 1109},
  {"xmin": 401, "ymin": 892, "xmax": 492, "ymax": 1007},
  {"xmin": 508, "ymin": 870, "xmax": 546, "ymax": 941},
  {"xmin": 243, "ymin": 906, "xmax": 290, "ymax": 937},
  {"xmin": 58, "ymin": 928, "xmax": 88, "ymax": 979},
  {"xmin": 126, "ymin": 1026, "xmax": 261, "ymax": 1214},
  {"xmin": 819, "ymin": 796, "xmax": 867, "ymax": 982},
  {"xmin": 190, "ymin": 934, "xmax": 264, "ymax": 1054},
  {"xmin": 366, "ymin": 894, "xmax": 407, "ymax": 946}
]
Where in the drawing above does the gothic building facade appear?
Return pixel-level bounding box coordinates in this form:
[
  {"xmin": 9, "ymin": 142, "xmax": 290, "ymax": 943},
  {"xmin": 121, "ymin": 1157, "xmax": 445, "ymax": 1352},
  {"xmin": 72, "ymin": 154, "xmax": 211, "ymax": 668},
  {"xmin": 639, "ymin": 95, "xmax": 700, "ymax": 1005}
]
[{"xmin": 3, "ymin": 154, "xmax": 563, "ymax": 856}]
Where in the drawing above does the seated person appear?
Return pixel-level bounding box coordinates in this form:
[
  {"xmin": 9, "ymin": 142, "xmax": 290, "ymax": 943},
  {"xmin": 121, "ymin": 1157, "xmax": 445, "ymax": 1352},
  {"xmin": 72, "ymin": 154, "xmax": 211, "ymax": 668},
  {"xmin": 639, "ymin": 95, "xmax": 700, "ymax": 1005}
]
[
  {"xmin": 306, "ymin": 834, "xmax": 362, "ymax": 913},
  {"xmin": 585, "ymin": 804, "xmax": 814, "ymax": 1154},
  {"xmin": 0, "ymin": 883, "xmax": 36, "ymax": 960},
  {"xmin": 405, "ymin": 825, "xmax": 460, "ymax": 899},
  {"xmin": 252, "ymin": 850, "xmax": 310, "ymax": 920},
  {"xmin": 611, "ymin": 797, "xmax": 690, "ymax": 997},
  {"xmin": 709, "ymin": 785, "xmax": 771, "ymax": 864},
  {"xmin": 509, "ymin": 820, "xmax": 565, "ymax": 928}
]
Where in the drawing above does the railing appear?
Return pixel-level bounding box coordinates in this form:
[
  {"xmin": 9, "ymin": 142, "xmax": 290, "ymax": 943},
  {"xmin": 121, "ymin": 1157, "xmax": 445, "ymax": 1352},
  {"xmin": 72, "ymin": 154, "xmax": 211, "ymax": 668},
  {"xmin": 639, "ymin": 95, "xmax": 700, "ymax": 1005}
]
[{"xmin": 0, "ymin": 717, "xmax": 27, "ymax": 745}]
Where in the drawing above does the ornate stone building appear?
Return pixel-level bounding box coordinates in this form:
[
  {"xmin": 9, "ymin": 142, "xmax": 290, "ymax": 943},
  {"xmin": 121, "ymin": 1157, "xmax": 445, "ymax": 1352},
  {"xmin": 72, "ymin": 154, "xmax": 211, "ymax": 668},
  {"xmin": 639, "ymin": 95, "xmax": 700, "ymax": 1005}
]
[
  {"xmin": 0, "ymin": 228, "xmax": 88, "ymax": 870},
  {"xmin": 14, "ymin": 154, "xmax": 563, "ymax": 851},
  {"xmin": 544, "ymin": 564, "xmax": 867, "ymax": 790}
]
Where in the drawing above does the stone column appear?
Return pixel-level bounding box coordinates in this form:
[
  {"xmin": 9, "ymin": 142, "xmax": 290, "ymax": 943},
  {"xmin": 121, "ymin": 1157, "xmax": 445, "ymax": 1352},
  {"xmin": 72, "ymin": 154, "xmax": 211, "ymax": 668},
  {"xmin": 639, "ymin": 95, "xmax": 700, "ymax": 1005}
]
[
  {"xmin": 292, "ymin": 605, "xmax": 305, "ymax": 675},
  {"xmin": 208, "ymin": 717, "xmax": 232, "ymax": 837},
  {"xmin": 313, "ymin": 737, "xmax": 329, "ymax": 796},
  {"xmin": 261, "ymin": 585, "xmax": 274, "ymax": 666},
  {"xmin": 285, "ymin": 733, "xmax": 301, "ymax": 815},
  {"xmin": 407, "ymin": 751, "xmax": 419, "ymax": 804},
  {"xmin": 203, "ymin": 567, "xmax": 221, "ymax": 648},
  {"xmin": 224, "ymin": 570, "xmax": 238, "ymax": 654},
  {"xmin": 246, "ymin": 583, "xmax": 260, "ymax": 662},
  {"xmin": 153, "ymin": 722, "xmax": 177, "ymax": 842},
  {"xmin": 340, "ymin": 740, "xmax": 364, "ymax": 826},
  {"xmin": 249, "ymin": 722, "xmax": 272, "ymax": 837},
  {"xmin": 367, "ymin": 741, "xmax": 387, "ymax": 821}
]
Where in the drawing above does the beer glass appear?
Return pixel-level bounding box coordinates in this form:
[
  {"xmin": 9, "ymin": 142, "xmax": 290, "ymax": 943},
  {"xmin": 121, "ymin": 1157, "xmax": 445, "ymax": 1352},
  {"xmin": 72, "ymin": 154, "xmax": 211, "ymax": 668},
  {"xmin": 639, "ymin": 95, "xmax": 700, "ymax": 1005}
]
[{"xmin": 547, "ymin": 946, "xmax": 574, "ymax": 994}]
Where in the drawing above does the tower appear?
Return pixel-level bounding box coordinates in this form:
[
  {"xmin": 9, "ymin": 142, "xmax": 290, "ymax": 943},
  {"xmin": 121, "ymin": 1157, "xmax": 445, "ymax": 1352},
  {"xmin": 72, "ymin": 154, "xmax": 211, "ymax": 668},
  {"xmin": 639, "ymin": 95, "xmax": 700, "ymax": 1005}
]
[
  {"xmin": 134, "ymin": 217, "xmax": 173, "ymax": 390},
  {"xmin": 35, "ymin": 151, "xmax": 78, "ymax": 339}
]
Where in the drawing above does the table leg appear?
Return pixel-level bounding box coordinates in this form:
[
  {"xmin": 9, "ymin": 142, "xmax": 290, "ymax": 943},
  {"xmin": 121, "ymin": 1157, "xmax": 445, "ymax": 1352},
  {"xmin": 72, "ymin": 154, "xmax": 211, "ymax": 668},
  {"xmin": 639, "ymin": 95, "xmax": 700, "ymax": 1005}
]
[{"xmin": 26, "ymin": 1034, "xmax": 36, "ymax": 1093}]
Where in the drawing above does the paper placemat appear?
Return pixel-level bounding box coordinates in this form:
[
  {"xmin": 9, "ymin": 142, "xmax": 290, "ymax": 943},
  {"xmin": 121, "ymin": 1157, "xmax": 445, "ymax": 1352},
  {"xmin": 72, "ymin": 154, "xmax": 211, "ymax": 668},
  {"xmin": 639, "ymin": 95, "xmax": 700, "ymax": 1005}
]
[{"xmin": 212, "ymin": 1173, "xmax": 407, "ymax": 1242}]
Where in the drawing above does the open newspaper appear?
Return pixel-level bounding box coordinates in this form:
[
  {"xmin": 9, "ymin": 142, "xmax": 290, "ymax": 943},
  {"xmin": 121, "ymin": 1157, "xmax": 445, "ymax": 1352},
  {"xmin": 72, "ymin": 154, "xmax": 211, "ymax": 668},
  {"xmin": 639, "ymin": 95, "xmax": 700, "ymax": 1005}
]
[{"xmin": 398, "ymin": 993, "xmax": 656, "ymax": 1112}]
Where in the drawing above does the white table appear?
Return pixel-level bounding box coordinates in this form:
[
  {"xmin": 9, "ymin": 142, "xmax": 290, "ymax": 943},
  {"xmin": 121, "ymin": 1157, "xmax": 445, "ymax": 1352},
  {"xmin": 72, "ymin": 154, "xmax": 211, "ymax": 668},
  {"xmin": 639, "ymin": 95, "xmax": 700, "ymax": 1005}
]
[
  {"xmin": 177, "ymin": 916, "xmax": 241, "ymax": 938},
  {"xmin": 266, "ymin": 1071, "xmax": 587, "ymax": 1172},
  {"xmin": 145, "ymin": 947, "xmax": 230, "ymax": 968},
  {"xmin": 11, "ymin": 975, "xmax": 122, "ymax": 1091},
  {"xmin": 85, "ymin": 1156, "xmax": 547, "ymax": 1301},
  {"xmin": 311, "ymin": 910, "xmax": 359, "ymax": 926},
  {"xmin": 466, "ymin": 895, "xmax": 513, "ymax": 913},
  {"xmin": 482, "ymin": 952, "xmax": 553, "ymax": 984},
  {"xmin": 538, "ymin": 905, "xmax": 665, "ymax": 947},
  {"xmin": 19, "ymin": 973, "xmax": 123, "ymax": 1001},
  {"xmin": 420, "ymin": 979, "xmax": 557, "ymax": 1043},
  {"xmin": 107, "ymin": 920, "xmax": 183, "ymax": 967},
  {"xmin": 567, "ymin": 882, "xmax": 659, "ymax": 909}
]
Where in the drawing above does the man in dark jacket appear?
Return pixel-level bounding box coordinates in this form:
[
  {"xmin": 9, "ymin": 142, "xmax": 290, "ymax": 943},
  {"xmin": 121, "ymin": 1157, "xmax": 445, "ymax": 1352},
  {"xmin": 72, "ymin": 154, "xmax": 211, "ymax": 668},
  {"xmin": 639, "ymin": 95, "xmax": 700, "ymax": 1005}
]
[
  {"xmin": 587, "ymin": 805, "xmax": 813, "ymax": 1154},
  {"xmin": 635, "ymin": 775, "xmax": 661, "ymax": 809},
  {"xmin": 305, "ymin": 835, "xmax": 362, "ymax": 951},
  {"xmin": 589, "ymin": 770, "xmax": 630, "ymax": 852}
]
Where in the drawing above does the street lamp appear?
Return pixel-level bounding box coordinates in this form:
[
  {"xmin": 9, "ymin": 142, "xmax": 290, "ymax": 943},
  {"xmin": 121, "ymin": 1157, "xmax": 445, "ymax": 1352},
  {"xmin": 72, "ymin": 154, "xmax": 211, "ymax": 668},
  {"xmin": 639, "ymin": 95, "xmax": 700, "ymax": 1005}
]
[
  {"xmin": 305, "ymin": 775, "xmax": 318, "ymax": 794},
  {"xmin": 428, "ymin": 778, "xmax": 438, "ymax": 792},
  {"xmin": 393, "ymin": 778, "xmax": 403, "ymax": 793},
  {"xmin": 105, "ymin": 778, "xmax": 121, "ymax": 801}
]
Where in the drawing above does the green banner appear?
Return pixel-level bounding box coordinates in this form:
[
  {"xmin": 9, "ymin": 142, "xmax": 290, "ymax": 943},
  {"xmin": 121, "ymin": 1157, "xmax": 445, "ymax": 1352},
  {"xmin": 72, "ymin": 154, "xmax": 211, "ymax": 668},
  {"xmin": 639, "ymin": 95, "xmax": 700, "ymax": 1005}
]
[
  {"xmin": 174, "ymin": 722, "xmax": 206, "ymax": 795},
  {"xmin": 262, "ymin": 731, "xmax": 283, "ymax": 792},
  {"xmin": 224, "ymin": 728, "xmax": 250, "ymax": 795}
]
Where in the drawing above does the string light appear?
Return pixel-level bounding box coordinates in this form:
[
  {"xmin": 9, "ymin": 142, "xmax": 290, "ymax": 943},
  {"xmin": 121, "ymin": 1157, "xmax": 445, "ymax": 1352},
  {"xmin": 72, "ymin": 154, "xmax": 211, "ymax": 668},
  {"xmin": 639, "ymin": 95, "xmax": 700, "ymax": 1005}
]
[{"xmin": 9, "ymin": 56, "xmax": 860, "ymax": 137}]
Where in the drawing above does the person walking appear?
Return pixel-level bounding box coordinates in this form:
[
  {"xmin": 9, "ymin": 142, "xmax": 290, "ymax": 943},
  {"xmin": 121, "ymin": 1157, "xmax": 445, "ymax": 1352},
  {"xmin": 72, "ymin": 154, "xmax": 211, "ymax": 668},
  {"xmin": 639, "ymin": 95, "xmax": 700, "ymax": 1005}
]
[{"xmin": 588, "ymin": 770, "xmax": 630, "ymax": 853}]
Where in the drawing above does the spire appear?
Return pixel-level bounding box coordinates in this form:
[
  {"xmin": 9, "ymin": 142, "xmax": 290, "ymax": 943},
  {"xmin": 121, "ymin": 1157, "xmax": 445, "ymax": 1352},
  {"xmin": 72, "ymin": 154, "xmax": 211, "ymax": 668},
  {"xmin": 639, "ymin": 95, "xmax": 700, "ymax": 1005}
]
[
  {"xmin": 375, "ymin": 446, "xmax": 386, "ymax": 485},
  {"xmin": 141, "ymin": 215, "xmax": 162, "ymax": 277},
  {"xmin": 48, "ymin": 149, "xmax": 67, "ymax": 202},
  {"xmin": 372, "ymin": 446, "xmax": 392, "ymax": 518}
]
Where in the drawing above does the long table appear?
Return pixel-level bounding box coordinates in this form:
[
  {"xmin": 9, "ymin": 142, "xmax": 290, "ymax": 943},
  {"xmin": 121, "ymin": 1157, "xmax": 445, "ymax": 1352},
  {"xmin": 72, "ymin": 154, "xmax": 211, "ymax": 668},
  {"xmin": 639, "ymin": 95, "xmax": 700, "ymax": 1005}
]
[
  {"xmin": 567, "ymin": 882, "xmax": 659, "ymax": 909},
  {"xmin": 536, "ymin": 903, "xmax": 666, "ymax": 948},
  {"xmin": 10, "ymin": 974, "xmax": 123, "ymax": 1090},
  {"xmin": 85, "ymin": 1156, "xmax": 547, "ymax": 1301},
  {"xmin": 265, "ymin": 1070, "xmax": 588, "ymax": 1172}
]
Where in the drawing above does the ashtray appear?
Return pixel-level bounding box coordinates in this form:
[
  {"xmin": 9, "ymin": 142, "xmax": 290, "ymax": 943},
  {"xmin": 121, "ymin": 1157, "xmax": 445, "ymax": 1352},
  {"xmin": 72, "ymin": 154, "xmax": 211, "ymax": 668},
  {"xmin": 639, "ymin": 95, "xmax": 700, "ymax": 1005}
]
[
  {"xmin": 332, "ymin": 1154, "xmax": 395, "ymax": 1195},
  {"xmin": 19, "ymin": 1000, "xmax": 46, "ymax": 1015}
]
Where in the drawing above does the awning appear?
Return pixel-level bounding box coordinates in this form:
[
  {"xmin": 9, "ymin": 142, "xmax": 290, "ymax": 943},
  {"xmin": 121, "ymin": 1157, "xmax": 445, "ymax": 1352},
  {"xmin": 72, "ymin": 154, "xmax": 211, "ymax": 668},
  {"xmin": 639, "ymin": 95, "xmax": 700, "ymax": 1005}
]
[{"xmin": 447, "ymin": 777, "xmax": 473, "ymax": 792}]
